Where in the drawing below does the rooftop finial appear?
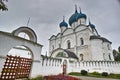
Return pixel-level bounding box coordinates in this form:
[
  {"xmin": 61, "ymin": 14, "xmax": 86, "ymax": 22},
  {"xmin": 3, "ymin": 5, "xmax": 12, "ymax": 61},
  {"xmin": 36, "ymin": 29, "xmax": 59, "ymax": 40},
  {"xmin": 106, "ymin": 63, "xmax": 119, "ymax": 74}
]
[
  {"xmin": 79, "ymin": 7, "xmax": 82, "ymax": 13},
  {"xmin": 89, "ymin": 18, "xmax": 91, "ymax": 25},
  {"xmin": 27, "ymin": 17, "xmax": 30, "ymax": 26},
  {"xmin": 75, "ymin": 4, "xmax": 78, "ymax": 13},
  {"xmin": 63, "ymin": 16, "xmax": 65, "ymax": 22}
]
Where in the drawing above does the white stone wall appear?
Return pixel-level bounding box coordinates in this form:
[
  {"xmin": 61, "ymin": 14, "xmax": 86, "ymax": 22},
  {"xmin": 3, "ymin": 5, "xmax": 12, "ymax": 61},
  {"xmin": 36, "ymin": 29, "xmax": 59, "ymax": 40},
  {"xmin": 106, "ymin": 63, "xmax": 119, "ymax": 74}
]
[
  {"xmin": 90, "ymin": 39, "xmax": 113, "ymax": 61},
  {"xmin": 90, "ymin": 39, "xmax": 104, "ymax": 60},
  {"xmin": 56, "ymin": 38, "xmax": 61, "ymax": 48},
  {"xmin": 0, "ymin": 58, "xmax": 6, "ymax": 75},
  {"xmin": 77, "ymin": 46, "xmax": 91, "ymax": 60},
  {"xmin": 30, "ymin": 58, "xmax": 120, "ymax": 77},
  {"xmin": 68, "ymin": 61, "xmax": 120, "ymax": 74},
  {"xmin": 31, "ymin": 57, "xmax": 65, "ymax": 77},
  {"xmin": 75, "ymin": 28, "xmax": 92, "ymax": 60},
  {"xmin": 60, "ymin": 27, "xmax": 66, "ymax": 33},
  {"xmin": 80, "ymin": 18, "xmax": 86, "ymax": 25},
  {"xmin": 102, "ymin": 42, "xmax": 114, "ymax": 61},
  {"xmin": 62, "ymin": 34, "xmax": 76, "ymax": 49},
  {"xmin": 49, "ymin": 39, "xmax": 56, "ymax": 54}
]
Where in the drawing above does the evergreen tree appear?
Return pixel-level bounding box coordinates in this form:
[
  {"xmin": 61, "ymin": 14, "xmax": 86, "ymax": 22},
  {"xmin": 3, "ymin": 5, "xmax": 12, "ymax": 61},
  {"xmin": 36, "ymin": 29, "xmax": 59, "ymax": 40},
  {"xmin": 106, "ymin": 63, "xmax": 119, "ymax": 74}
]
[
  {"xmin": 113, "ymin": 49, "xmax": 118, "ymax": 58},
  {"xmin": 113, "ymin": 46, "xmax": 120, "ymax": 61},
  {"xmin": 118, "ymin": 46, "xmax": 120, "ymax": 53}
]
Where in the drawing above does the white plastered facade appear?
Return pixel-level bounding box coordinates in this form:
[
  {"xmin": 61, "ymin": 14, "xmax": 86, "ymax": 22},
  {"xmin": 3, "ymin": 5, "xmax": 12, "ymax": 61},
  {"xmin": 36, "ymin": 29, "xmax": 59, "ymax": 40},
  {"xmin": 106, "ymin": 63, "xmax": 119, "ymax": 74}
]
[{"xmin": 49, "ymin": 22, "xmax": 114, "ymax": 61}]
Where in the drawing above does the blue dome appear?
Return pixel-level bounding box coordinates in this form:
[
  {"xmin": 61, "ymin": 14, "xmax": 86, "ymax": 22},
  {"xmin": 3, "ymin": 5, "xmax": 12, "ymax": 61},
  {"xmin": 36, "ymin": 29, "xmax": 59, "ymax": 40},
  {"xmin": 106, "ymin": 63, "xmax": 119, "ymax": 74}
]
[
  {"xmin": 59, "ymin": 20, "xmax": 68, "ymax": 27},
  {"xmin": 77, "ymin": 12, "xmax": 87, "ymax": 20},
  {"xmin": 69, "ymin": 9, "xmax": 87, "ymax": 26},
  {"xmin": 69, "ymin": 10, "xmax": 79, "ymax": 26}
]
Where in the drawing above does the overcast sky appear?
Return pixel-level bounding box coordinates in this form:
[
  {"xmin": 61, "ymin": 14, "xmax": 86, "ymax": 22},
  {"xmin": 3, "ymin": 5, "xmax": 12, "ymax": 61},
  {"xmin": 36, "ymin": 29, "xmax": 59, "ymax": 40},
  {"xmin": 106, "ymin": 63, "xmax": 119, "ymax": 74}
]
[{"xmin": 0, "ymin": 0, "xmax": 120, "ymax": 55}]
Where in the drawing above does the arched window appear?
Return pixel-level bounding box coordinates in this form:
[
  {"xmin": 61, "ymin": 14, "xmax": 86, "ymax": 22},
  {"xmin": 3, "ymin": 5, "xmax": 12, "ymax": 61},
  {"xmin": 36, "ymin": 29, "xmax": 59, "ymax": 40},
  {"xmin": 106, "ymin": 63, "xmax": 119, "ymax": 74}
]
[
  {"xmin": 59, "ymin": 44, "xmax": 61, "ymax": 48},
  {"xmin": 103, "ymin": 53, "xmax": 105, "ymax": 60},
  {"xmin": 80, "ymin": 38, "xmax": 84, "ymax": 45},
  {"xmin": 18, "ymin": 32, "xmax": 30, "ymax": 40},
  {"xmin": 67, "ymin": 40, "xmax": 71, "ymax": 49},
  {"xmin": 52, "ymin": 45, "xmax": 54, "ymax": 50},
  {"xmin": 79, "ymin": 19, "xmax": 81, "ymax": 25},
  {"xmin": 109, "ymin": 53, "xmax": 111, "ymax": 60},
  {"xmin": 80, "ymin": 54, "xmax": 84, "ymax": 61},
  {"xmin": 56, "ymin": 52, "xmax": 66, "ymax": 57},
  {"xmin": 107, "ymin": 44, "xmax": 110, "ymax": 50}
]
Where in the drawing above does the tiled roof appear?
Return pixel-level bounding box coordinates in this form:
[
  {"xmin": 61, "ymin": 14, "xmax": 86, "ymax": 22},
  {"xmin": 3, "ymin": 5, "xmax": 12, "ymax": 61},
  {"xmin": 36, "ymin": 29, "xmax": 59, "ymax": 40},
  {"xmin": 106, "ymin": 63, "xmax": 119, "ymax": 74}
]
[
  {"xmin": 64, "ymin": 50, "xmax": 78, "ymax": 59},
  {"xmin": 90, "ymin": 35, "xmax": 112, "ymax": 44}
]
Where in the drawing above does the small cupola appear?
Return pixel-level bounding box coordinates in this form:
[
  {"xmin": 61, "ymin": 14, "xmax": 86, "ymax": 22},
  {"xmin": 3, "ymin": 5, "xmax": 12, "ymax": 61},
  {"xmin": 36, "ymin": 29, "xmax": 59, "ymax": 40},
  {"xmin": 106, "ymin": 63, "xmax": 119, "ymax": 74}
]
[
  {"xmin": 59, "ymin": 16, "xmax": 68, "ymax": 33},
  {"xmin": 89, "ymin": 20, "xmax": 95, "ymax": 29},
  {"xmin": 59, "ymin": 17, "xmax": 68, "ymax": 27},
  {"xmin": 89, "ymin": 19, "xmax": 99, "ymax": 36}
]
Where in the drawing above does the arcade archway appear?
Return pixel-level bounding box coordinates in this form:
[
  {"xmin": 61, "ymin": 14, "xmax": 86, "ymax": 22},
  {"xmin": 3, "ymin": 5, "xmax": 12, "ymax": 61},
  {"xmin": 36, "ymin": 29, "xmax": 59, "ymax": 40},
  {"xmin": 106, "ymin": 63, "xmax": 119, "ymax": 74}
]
[{"xmin": 0, "ymin": 26, "xmax": 43, "ymax": 79}]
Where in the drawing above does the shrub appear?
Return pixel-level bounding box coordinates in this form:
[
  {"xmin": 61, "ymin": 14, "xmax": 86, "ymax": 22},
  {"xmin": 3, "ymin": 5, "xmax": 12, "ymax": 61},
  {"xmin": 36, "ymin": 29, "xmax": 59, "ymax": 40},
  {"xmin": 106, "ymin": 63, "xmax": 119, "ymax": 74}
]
[
  {"xmin": 115, "ymin": 74, "xmax": 120, "ymax": 79},
  {"xmin": 101, "ymin": 72, "xmax": 108, "ymax": 77},
  {"xmin": 109, "ymin": 73, "xmax": 120, "ymax": 79},
  {"xmin": 68, "ymin": 72, "xmax": 80, "ymax": 76},
  {"xmin": 81, "ymin": 70, "xmax": 88, "ymax": 75},
  {"xmin": 109, "ymin": 73, "xmax": 115, "ymax": 76},
  {"xmin": 90, "ymin": 71, "xmax": 100, "ymax": 75},
  {"xmin": 30, "ymin": 76, "xmax": 43, "ymax": 80},
  {"xmin": 109, "ymin": 73, "xmax": 114, "ymax": 75}
]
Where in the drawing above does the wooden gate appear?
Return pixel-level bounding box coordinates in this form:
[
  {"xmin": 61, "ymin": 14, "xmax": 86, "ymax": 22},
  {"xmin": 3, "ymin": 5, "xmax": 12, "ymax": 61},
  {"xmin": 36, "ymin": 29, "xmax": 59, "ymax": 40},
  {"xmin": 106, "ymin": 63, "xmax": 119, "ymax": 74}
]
[
  {"xmin": 63, "ymin": 64, "xmax": 67, "ymax": 75},
  {"xmin": 63, "ymin": 60, "xmax": 67, "ymax": 75},
  {"xmin": 0, "ymin": 55, "xmax": 32, "ymax": 80}
]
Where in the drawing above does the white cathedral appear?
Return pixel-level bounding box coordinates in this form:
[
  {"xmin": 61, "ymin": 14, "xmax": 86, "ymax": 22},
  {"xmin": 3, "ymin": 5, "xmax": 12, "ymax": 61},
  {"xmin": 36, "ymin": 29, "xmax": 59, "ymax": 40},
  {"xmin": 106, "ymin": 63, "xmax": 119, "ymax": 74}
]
[{"xmin": 49, "ymin": 7, "xmax": 114, "ymax": 62}]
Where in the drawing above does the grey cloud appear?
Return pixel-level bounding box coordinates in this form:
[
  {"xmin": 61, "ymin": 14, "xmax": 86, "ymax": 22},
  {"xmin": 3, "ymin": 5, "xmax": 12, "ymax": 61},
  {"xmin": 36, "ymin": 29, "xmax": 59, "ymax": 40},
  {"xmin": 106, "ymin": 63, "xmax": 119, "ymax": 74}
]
[{"xmin": 0, "ymin": 0, "xmax": 120, "ymax": 54}]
